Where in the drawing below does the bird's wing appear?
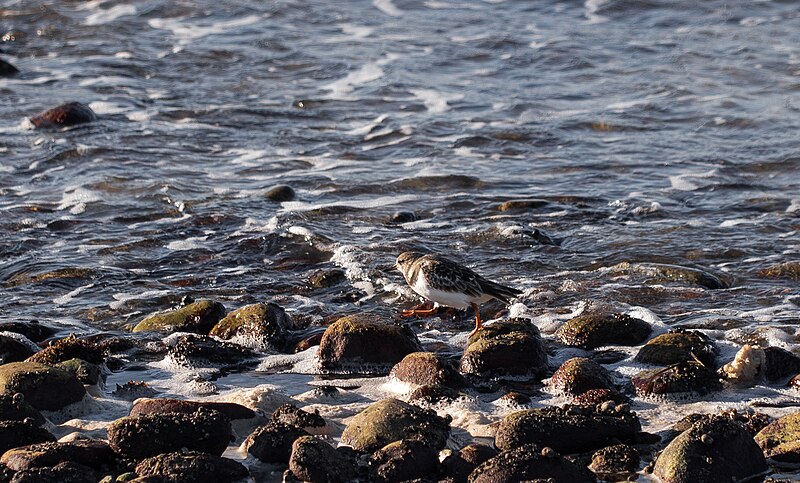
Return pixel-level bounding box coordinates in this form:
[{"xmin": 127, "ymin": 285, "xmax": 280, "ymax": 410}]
[{"xmin": 423, "ymin": 257, "xmax": 485, "ymax": 297}]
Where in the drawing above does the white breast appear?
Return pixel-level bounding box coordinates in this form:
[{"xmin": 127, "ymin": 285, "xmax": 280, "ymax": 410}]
[{"xmin": 411, "ymin": 274, "xmax": 491, "ymax": 309}]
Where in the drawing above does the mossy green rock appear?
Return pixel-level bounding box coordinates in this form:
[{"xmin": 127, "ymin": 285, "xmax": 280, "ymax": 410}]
[
  {"xmin": 557, "ymin": 313, "xmax": 651, "ymax": 349},
  {"xmin": 132, "ymin": 300, "xmax": 225, "ymax": 334},
  {"xmin": 469, "ymin": 444, "xmax": 594, "ymax": 483},
  {"xmin": 632, "ymin": 361, "xmax": 722, "ymax": 399},
  {"xmin": 340, "ymin": 398, "xmax": 450, "ymax": 452},
  {"xmin": 757, "ymin": 261, "xmax": 800, "ymax": 281},
  {"xmin": 460, "ymin": 320, "xmax": 548, "ymax": 379},
  {"xmin": 390, "ymin": 351, "xmax": 466, "ymax": 388},
  {"xmin": 653, "ymin": 415, "xmax": 768, "ymax": 483},
  {"xmin": 55, "ymin": 358, "xmax": 101, "ymax": 385},
  {"xmin": 318, "ymin": 316, "xmax": 421, "ymax": 372},
  {"xmin": 754, "ymin": 411, "xmax": 800, "ymax": 464},
  {"xmin": 0, "ymin": 362, "xmax": 86, "ymax": 411},
  {"xmin": 609, "ymin": 262, "xmax": 728, "ymax": 289},
  {"xmin": 208, "ymin": 302, "xmax": 292, "ymax": 349},
  {"xmin": 635, "ymin": 330, "xmax": 716, "ymax": 367},
  {"xmin": 494, "ymin": 404, "xmax": 641, "ymax": 453},
  {"xmin": 549, "ymin": 357, "xmax": 614, "ymax": 397}
]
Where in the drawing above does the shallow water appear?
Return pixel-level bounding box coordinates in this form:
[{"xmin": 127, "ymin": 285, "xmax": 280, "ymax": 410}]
[{"xmin": 1, "ymin": 0, "xmax": 799, "ymax": 479}]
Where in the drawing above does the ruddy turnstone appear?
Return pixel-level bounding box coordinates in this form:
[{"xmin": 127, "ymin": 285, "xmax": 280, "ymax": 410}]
[{"xmin": 395, "ymin": 251, "xmax": 521, "ymax": 334}]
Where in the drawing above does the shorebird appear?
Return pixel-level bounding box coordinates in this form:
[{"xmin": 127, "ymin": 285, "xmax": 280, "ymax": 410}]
[{"xmin": 395, "ymin": 251, "xmax": 521, "ymax": 335}]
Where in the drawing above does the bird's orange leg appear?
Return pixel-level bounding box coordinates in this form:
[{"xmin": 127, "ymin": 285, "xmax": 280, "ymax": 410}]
[
  {"xmin": 401, "ymin": 304, "xmax": 439, "ymax": 318},
  {"xmin": 468, "ymin": 303, "xmax": 483, "ymax": 336}
]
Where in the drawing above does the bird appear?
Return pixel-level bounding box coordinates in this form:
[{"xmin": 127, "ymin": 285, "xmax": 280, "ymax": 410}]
[{"xmin": 395, "ymin": 251, "xmax": 521, "ymax": 335}]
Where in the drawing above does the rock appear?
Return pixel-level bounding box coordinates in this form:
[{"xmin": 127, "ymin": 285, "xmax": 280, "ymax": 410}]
[
  {"xmin": 390, "ymin": 352, "xmax": 465, "ymax": 388},
  {"xmin": 668, "ymin": 410, "xmax": 772, "ymax": 442},
  {"xmin": 459, "ymin": 320, "xmax": 548, "ymax": 380},
  {"xmin": 556, "ymin": 312, "xmax": 651, "ymax": 349},
  {"xmin": 762, "ymin": 346, "xmax": 800, "ymax": 381},
  {"xmin": 0, "ymin": 393, "xmax": 45, "ymax": 424},
  {"xmin": 468, "ymin": 444, "xmax": 594, "ymax": 483},
  {"xmin": 27, "ymin": 335, "xmax": 106, "ymax": 366},
  {"xmin": 271, "ymin": 404, "xmax": 325, "ymax": 433},
  {"xmin": 0, "ymin": 321, "xmax": 56, "ymax": 343},
  {"xmin": 29, "ymin": 102, "xmax": 97, "ymax": 129},
  {"xmin": 608, "ymin": 262, "xmax": 728, "ymax": 289},
  {"xmin": 0, "ymin": 336, "xmax": 35, "ymax": 364},
  {"xmin": 243, "ymin": 422, "xmax": 308, "ymax": 464},
  {"xmin": 111, "ymin": 381, "xmax": 158, "ymax": 401},
  {"xmin": 132, "ymin": 300, "xmax": 225, "ymax": 334},
  {"xmin": 265, "ymin": 185, "xmax": 296, "ymax": 202},
  {"xmin": 0, "ymin": 420, "xmax": 54, "ymax": 454},
  {"xmin": 166, "ymin": 334, "xmax": 259, "ymax": 369},
  {"xmin": 340, "ymin": 398, "xmax": 450, "ymax": 453},
  {"xmin": 308, "ymin": 269, "xmax": 346, "ymax": 289},
  {"xmin": 388, "ymin": 211, "xmax": 417, "ymax": 224},
  {"xmin": 55, "ymin": 359, "xmax": 101, "ymax": 385},
  {"xmin": 107, "ymin": 410, "xmax": 232, "ymax": 460},
  {"xmin": 317, "ymin": 316, "xmax": 421, "ymax": 373},
  {"xmin": 130, "ymin": 398, "xmax": 255, "ymax": 420},
  {"xmin": 370, "ymin": 439, "xmax": 438, "ymax": 482},
  {"xmin": 494, "ymin": 404, "xmax": 641, "ymax": 454},
  {"xmin": 1, "ymin": 439, "xmax": 116, "ymax": 471},
  {"xmin": 754, "ymin": 411, "xmax": 800, "ymax": 464},
  {"xmin": 572, "ymin": 389, "xmax": 629, "ymax": 406},
  {"xmin": 408, "ymin": 384, "xmax": 463, "ymax": 405},
  {"xmin": 588, "ymin": 444, "xmax": 639, "ymax": 482},
  {"xmin": 10, "ymin": 461, "xmax": 97, "ymax": 483},
  {"xmin": 288, "ymin": 436, "xmax": 359, "ymax": 483},
  {"xmin": 442, "ymin": 444, "xmax": 497, "ymax": 482},
  {"xmin": 757, "ymin": 261, "xmax": 800, "ymax": 281},
  {"xmin": 653, "ymin": 415, "xmax": 768, "ymax": 483},
  {"xmin": 0, "ymin": 59, "xmax": 19, "ymax": 77},
  {"xmin": 0, "ymin": 362, "xmax": 86, "ymax": 411},
  {"xmin": 549, "ymin": 357, "xmax": 615, "ymax": 397},
  {"xmin": 632, "ymin": 361, "xmax": 722, "ymax": 399},
  {"xmin": 208, "ymin": 302, "xmax": 292, "ymax": 350},
  {"xmin": 135, "ymin": 451, "xmax": 248, "ymax": 483},
  {"xmin": 496, "ymin": 199, "xmax": 549, "ymax": 212},
  {"xmin": 635, "ymin": 329, "xmax": 716, "ymax": 367}
]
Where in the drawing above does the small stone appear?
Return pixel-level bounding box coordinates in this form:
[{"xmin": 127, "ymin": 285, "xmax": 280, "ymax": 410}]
[
  {"xmin": 632, "ymin": 361, "xmax": 722, "ymax": 400},
  {"xmin": 540, "ymin": 447, "xmax": 556, "ymax": 458},
  {"xmin": 265, "ymin": 185, "xmax": 296, "ymax": 202},
  {"xmin": 701, "ymin": 434, "xmax": 713, "ymax": 445},
  {"xmin": 271, "ymin": 404, "xmax": 325, "ymax": 433},
  {"xmin": 469, "ymin": 443, "xmax": 594, "ymax": 483},
  {"xmin": 0, "ymin": 335, "xmax": 36, "ymax": 364},
  {"xmin": 589, "ymin": 444, "xmax": 640, "ymax": 482},
  {"xmin": 208, "ymin": 302, "xmax": 292, "ymax": 350}
]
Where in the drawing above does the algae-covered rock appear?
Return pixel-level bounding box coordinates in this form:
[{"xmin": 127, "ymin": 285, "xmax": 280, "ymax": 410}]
[
  {"xmin": 408, "ymin": 384, "xmax": 463, "ymax": 405},
  {"xmin": 271, "ymin": 404, "xmax": 325, "ymax": 433},
  {"xmin": 442, "ymin": 444, "xmax": 497, "ymax": 482},
  {"xmin": 494, "ymin": 404, "xmax": 641, "ymax": 454},
  {"xmin": 0, "ymin": 393, "xmax": 45, "ymax": 424},
  {"xmin": 460, "ymin": 320, "xmax": 548, "ymax": 379},
  {"xmin": 107, "ymin": 410, "xmax": 232, "ymax": 460},
  {"xmin": 572, "ymin": 388, "xmax": 629, "ymax": 407},
  {"xmin": 208, "ymin": 302, "xmax": 292, "ymax": 349},
  {"xmin": 11, "ymin": 461, "xmax": 97, "ymax": 483},
  {"xmin": 132, "ymin": 300, "xmax": 225, "ymax": 334},
  {"xmin": 757, "ymin": 261, "xmax": 800, "ymax": 281},
  {"xmin": 265, "ymin": 185, "xmax": 296, "ymax": 202},
  {"xmin": 557, "ymin": 312, "xmax": 651, "ymax": 350},
  {"xmin": 608, "ymin": 262, "xmax": 728, "ymax": 289},
  {"xmin": 288, "ymin": 436, "xmax": 360, "ymax": 483},
  {"xmin": 370, "ymin": 439, "xmax": 438, "ymax": 482},
  {"xmin": 469, "ymin": 444, "xmax": 594, "ymax": 483},
  {"xmin": 243, "ymin": 421, "xmax": 308, "ymax": 464},
  {"xmin": 390, "ymin": 352, "xmax": 466, "ymax": 388},
  {"xmin": 27, "ymin": 335, "xmax": 106, "ymax": 366},
  {"xmin": 754, "ymin": 411, "xmax": 800, "ymax": 464},
  {"xmin": 653, "ymin": 415, "xmax": 767, "ymax": 483},
  {"xmin": 340, "ymin": 398, "xmax": 450, "ymax": 453},
  {"xmin": 666, "ymin": 410, "xmax": 772, "ymax": 444},
  {"xmin": 632, "ymin": 361, "xmax": 722, "ymax": 400},
  {"xmin": 549, "ymin": 357, "xmax": 615, "ymax": 397},
  {"xmin": 0, "ymin": 362, "xmax": 86, "ymax": 410},
  {"xmin": 29, "ymin": 102, "xmax": 97, "ymax": 129},
  {"xmin": 588, "ymin": 444, "xmax": 639, "ymax": 482},
  {"xmin": 317, "ymin": 316, "xmax": 421, "ymax": 373},
  {"xmin": 496, "ymin": 199, "xmax": 550, "ymax": 212},
  {"xmin": 0, "ymin": 420, "xmax": 55, "ymax": 454},
  {"xmin": 130, "ymin": 398, "xmax": 255, "ymax": 421},
  {"xmin": 135, "ymin": 451, "xmax": 248, "ymax": 483},
  {"xmin": 167, "ymin": 334, "xmax": 259, "ymax": 369},
  {"xmin": 0, "ymin": 335, "xmax": 36, "ymax": 364},
  {"xmin": 635, "ymin": 329, "xmax": 716, "ymax": 367},
  {"xmin": 1, "ymin": 439, "xmax": 116, "ymax": 471},
  {"xmin": 55, "ymin": 358, "xmax": 101, "ymax": 385},
  {"xmin": 0, "ymin": 321, "xmax": 56, "ymax": 343}
]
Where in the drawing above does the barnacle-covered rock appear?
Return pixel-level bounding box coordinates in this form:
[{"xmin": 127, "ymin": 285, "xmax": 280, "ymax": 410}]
[{"xmin": 556, "ymin": 313, "xmax": 651, "ymax": 349}]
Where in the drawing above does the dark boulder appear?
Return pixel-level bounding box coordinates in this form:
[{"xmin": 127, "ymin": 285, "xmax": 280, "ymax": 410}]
[
  {"xmin": 632, "ymin": 361, "xmax": 722, "ymax": 400},
  {"xmin": 408, "ymin": 384, "xmax": 463, "ymax": 405},
  {"xmin": 763, "ymin": 346, "xmax": 800, "ymax": 381},
  {"xmin": 556, "ymin": 312, "xmax": 651, "ymax": 349},
  {"xmin": 135, "ymin": 451, "xmax": 248, "ymax": 483},
  {"xmin": 754, "ymin": 411, "xmax": 800, "ymax": 465},
  {"xmin": 27, "ymin": 335, "xmax": 106, "ymax": 366},
  {"xmin": 0, "ymin": 59, "xmax": 19, "ymax": 77},
  {"xmin": 243, "ymin": 421, "xmax": 308, "ymax": 464},
  {"xmin": 1, "ymin": 439, "xmax": 116, "ymax": 472},
  {"xmin": 265, "ymin": 185, "xmax": 296, "ymax": 202},
  {"xmin": 208, "ymin": 302, "xmax": 292, "ymax": 350},
  {"xmin": 130, "ymin": 398, "xmax": 255, "ymax": 420},
  {"xmin": 132, "ymin": 300, "xmax": 225, "ymax": 334},
  {"xmin": 0, "ymin": 321, "xmax": 56, "ymax": 343},
  {"xmin": 54, "ymin": 359, "xmax": 101, "ymax": 385},
  {"xmin": 10, "ymin": 461, "xmax": 97, "ymax": 483},
  {"xmin": 370, "ymin": 439, "xmax": 438, "ymax": 482},
  {"xmin": 757, "ymin": 261, "xmax": 800, "ymax": 281},
  {"xmin": 549, "ymin": 357, "xmax": 615, "ymax": 397},
  {"xmin": 166, "ymin": 334, "xmax": 259, "ymax": 369},
  {"xmin": 0, "ymin": 336, "xmax": 35, "ymax": 364},
  {"xmin": 0, "ymin": 420, "xmax": 54, "ymax": 454},
  {"xmin": 442, "ymin": 444, "xmax": 497, "ymax": 482},
  {"xmin": 608, "ymin": 262, "xmax": 728, "ymax": 289},
  {"xmin": 635, "ymin": 330, "xmax": 716, "ymax": 367},
  {"xmin": 390, "ymin": 352, "xmax": 465, "ymax": 388},
  {"xmin": 288, "ymin": 435, "xmax": 360, "ymax": 483},
  {"xmin": 460, "ymin": 320, "xmax": 548, "ymax": 380},
  {"xmin": 468, "ymin": 444, "xmax": 594, "ymax": 483},
  {"xmin": 0, "ymin": 362, "xmax": 86, "ymax": 411},
  {"xmin": 588, "ymin": 444, "xmax": 639, "ymax": 482},
  {"xmin": 29, "ymin": 102, "xmax": 97, "ymax": 129},
  {"xmin": 572, "ymin": 388, "xmax": 629, "ymax": 406},
  {"xmin": 0, "ymin": 393, "xmax": 45, "ymax": 424},
  {"xmin": 271, "ymin": 404, "xmax": 325, "ymax": 433}
]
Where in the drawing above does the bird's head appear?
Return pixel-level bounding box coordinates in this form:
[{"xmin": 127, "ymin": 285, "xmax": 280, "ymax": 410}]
[{"xmin": 395, "ymin": 251, "xmax": 423, "ymax": 275}]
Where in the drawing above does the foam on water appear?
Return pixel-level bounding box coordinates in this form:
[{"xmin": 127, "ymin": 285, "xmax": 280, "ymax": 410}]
[{"xmin": 84, "ymin": 4, "xmax": 137, "ymax": 25}]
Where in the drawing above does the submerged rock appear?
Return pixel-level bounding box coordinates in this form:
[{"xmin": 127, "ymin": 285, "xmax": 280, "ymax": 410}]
[
  {"xmin": 243, "ymin": 421, "xmax": 308, "ymax": 464},
  {"xmin": 754, "ymin": 411, "xmax": 800, "ymax": 464},
  {"xmin": 653, "ymin": 415, "xmax": 767, "ymax": 483},
  {"xmin": 549, "ymin": 357, "xmax": 615, "ymax": 397},
  {"xmin": 0, "ymin": 58, "xmax": 19, "ymax": 77},
  {"xmin": 0, "ymin": 419, "xmax": 55, "ymax": 454},
  {"xmin": 1, "ymin": 439, "xmax": 116, "ymax": 472},
  {"xmin": 589, "ymin": 444, "xmax": 639, "ymax": 482},
  {"xmin": 370, "ymin": 439, "xmax": 438, "ymax": 482},
  {"xmin": 469, "ymin": 444, "xmax": 594, "ymax": 483},
  {"xmin": 288, "ymin": 435, "xmax": 360, "ymax": 483},
  {"xmin": 757, "ymin": 261, "xmax": 800, "ymax": 281},
  {"xmin": 0, "ymin": 361, "xmax": 86, "ymax": 411},
  {"xmin": 340, "ymin": 398, "xmax": 450, "ymax": 453},
  {"xmin": 408, "ymin": 384, "xmax": 463, "ymax": 405},
  {"xmin": 27, "ymin": 335, "xmax": 106, "ymax": 366},
  {"xmin": 130, "ymin": 398, "xmax": 255, "ymax": 421},
  {"xmin": 0, "ymin": 335, "xmax": 36, "ymax": 364},
  {"xmin": 460, "ymin": 320, "xmax": 548, "ymax": 380},
  {"xmin": 442, "ymin": 444, "xmax": 498, "ymax": 482},
  {"xmin": 132, "ymin": 299, "xmax": 225, "ymax": 334},
  {"xmin": 308, "ymin": 269, "xmax": 347, "ymax": 289},
  {"xmin": 572, "ymin": 388, "xmax": 629, "ymax": 406},
  {"xmin": 167, "ymin": 333, "xmax": 259, "ymax": 369},
  {"xmin": 107, "ymin": 410, "xmax": 232, "ymax": 460},
  {"xmin": 390, "ymin": 351, "xmax": 465, "ymax": 388},
  {"xmin": 556, "ymin": 312, "xmax": 651, "ymax": 349},
  {"xmin": 317, "ymin": 316, "xmax": 421, "ymax": 373},
  {"xmin": 496, "ymin": 199, "xmax": 549, "ymax": 212},
  {"xmin": 635, "ymin": 329, "xmax": 716, "ymax": 367},
  {"xmin": 0, "ymin": 321, "xmax": 56, "ymax": 343},
  {"xmin": 494, "ymin": 403, "xmax": 641, "ymax": 454},
  {"xmin": 632, "ymin": 361, "xmax": 722, "ymax": 399},
  {"xmin": 29, "ymin": 102, "xmax": 97, "ymax": 129},
  {"xmin": 271, "ymin": 404, "xmax": 325, "ymax": 433},
  {"xmin": 135, "ymin": 451, "xmax": 248, "ymax": 483},
  {"xmin": 608, "ymin": 262, "xmax": 728, "ymax": 289},
  {"xmin": 265, "ymin": 185, "xmax": 296, "ymax": 202},
  {"xmin": 208, "ymin": 302, "xmax": 292, "ymax": 350}
]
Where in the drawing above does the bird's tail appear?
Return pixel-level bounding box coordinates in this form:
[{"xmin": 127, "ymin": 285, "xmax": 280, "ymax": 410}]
[{"xmin": 480, "ymin": 280, "xmax": 522, "ymax": 305}]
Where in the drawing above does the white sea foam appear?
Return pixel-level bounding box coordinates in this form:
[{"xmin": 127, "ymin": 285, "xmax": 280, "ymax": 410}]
[
  {"xmin": 85, "ymin": 4, "xmax": 137, "ymax": 25},
  {"xmin": 409, "ymin": 89, "xmax": 463, "ymax": 113},
  {"xmin": 57, "ymin": 187, "xmax": 101, "ymax": 215},
  {"xmin": 324, "ymin": 62, "xmax": 384, "ymax": 97},
  {"xmin": 373, "ymin": 0, "xmax": 403, "ymax": 17},
  {"xmin": 148, "ymin": 15, "xmax": 263, "ymax": 44},
  {"xmin": 54, "ymin": 283, "xmax": 95, "ymax": 305},
  {"xmin": 281, "ymin": 193, "xmax": 419, "ymax": 212},
  {"xmin": 166, "ymin": 236, "xmax": 207, "ymax": 251}
]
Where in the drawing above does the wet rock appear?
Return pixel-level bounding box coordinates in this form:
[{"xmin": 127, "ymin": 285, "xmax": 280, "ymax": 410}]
[
  {"xmin": 55, "ymin": 358, "xmax": 101, "ymax": 385},
  {"xmin": 107, "ymin": 410, "xmax": 232, "ymax": 460},
  {"xmin": 668, "ymin": 410, "xmax": 772, "ymax": 442},
  {"xmin": 167, "ymin": 334, "xmax": 259, "ymax": 369},
  {"xmin": 407, "ymin": 384, "xmax": 463, "ymax": 404},
  {"xmin": 572, "ymin": 388, "xmax": 629, "ymax": 406},
  {"xmin": 11, "ymin": 461, "xmax": 97, "ymax": 483},
  {"xmin": 549, "ymin": 357, "xmax": 614, "ymax": 397},
  {"xmin": 265, "ymin": 185, "xmax": 296, "ymax": 202},
  {"xmin": 757, "ymin": 261, "xmax": 800, "ymax": 281},
  {"xmin": 340, "ymin": 398, "xmax": 450, "ymax": 452},
  {"xmin": 388, "ymin": 211, "xmax": 417, "ymax": 224},
  {"xmin": 243, "ymin": 421, "xmax": 308, "ymax": 464},
  {"xmin": 469, "ymin": 444, "xmax": 594, "ymax": 483},
  {"xmin": 442, "ymin": 444, "xmax": 497, "ymax": 482},
  {"xmin": 0, "ymin": 420, "xmax": 54, "ymax": 454},
  {"xmin": 496, "ymin": 199, "xmax": 549, "ymax": 212},
  {"xmin": 390, "ymin": 352, "xmax": 466, "ymax": 388},
  {"xmin": 632, "ymin": 361, "xmax": 722, "ymax": 399},
  {"xmin": 29, "ymin": 102, "xmax": 97, "ymax": 129},
  {"xmin": 494, "ymin": 404, "xmax": 641, "ymax": 453},
  {"xmin": 0, "ymin": 58, "xmax": 19, "ymax": 77},
  {"xmin": 135, "ymin": 451, "xmax": 248, "ymax": 483},
  {"xmin": 460, "ymin": 320, "xmax": 548, "ymax": 380},
  {"xmin": 0, "ymin": 321, "xmax": 56, "ymax": 343},
  {"xmin": 208, "ymin": 302, "xmax": 292, "ymax": 350},
  {"xmin": 589, "ymin": 444, "xmax": 639, "ymax": 482},
  {"xmin": 0, "ymin": 393, "xmax": 45, "ymax": 424},
  {"xmin": 1, "ymin": 439, "xmax": 116, "ymax": 472},
  {"xmin": 371, "ymin": 439, "xmax": 438, "ymax": 482},
  {"xmin": 763, "ymin": 346, "xmax": 800, "ymax": 381},
  {"xmin": 590, "ymin": 349, "xmax": 628, "ymax": 365},
  {"xmin": 271, "ymin": 404, "xmax": 325, "ymax": 433},
  {"xmin": 0, "ymin": 336, "xmax": 35, "ymax": 364},
  {"xmin": 27, "ymin": 335, "xmax": 106, "ymax": 366},
  {"xmin": 308, "ymin": 269, "xmax": 346, "ymax": 289},
  {"xmin": 608, "ymin": 262, "xmax": 728, "ymax": 289},
  {"xmin": 635, "ymin": 329, "xmax": 716, "ymax": 367},
  {"xmin": 112, "ymin": 381, "xmax": 158, "ymax": 401},
  {"xmin": 0, "ymin": 362, "xmax": 86, "ymax": 411},
  {"xmin": 556, "ymin": 312, "xmax": 651, "ymax": 349},
  {"xmin": 653, "ymin": 415, "xmax": 767, "ymax": 483},
  {"xmin": 317, "ymin": 316, "xmax": 421, "ymax": 373},
  {"xmin": 130, "ymin": 398, "xmax": 255, "ymax": 420},
  {"xmin": 132, "ymin": 299, "xmax": 225, "ymax": 334},
  {"xmin": 499, "ymin": 391, "xmax": 531, "ymax": 406},
  {"xmin": 288, "ymin": 435, "xmax": 360, "ymax": 483},
  {"xmin": 755, "ymin": 411, "xmax": 800, "ymax": 464}
]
